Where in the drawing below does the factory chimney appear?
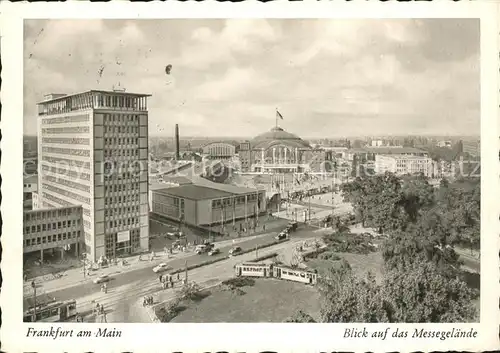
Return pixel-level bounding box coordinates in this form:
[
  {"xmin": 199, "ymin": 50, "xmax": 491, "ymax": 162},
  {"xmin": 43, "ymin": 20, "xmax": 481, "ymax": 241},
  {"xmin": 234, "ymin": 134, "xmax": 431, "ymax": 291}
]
[{"xmin": 175, "ymin": 124, "xmax": 180, "ymax": 160}]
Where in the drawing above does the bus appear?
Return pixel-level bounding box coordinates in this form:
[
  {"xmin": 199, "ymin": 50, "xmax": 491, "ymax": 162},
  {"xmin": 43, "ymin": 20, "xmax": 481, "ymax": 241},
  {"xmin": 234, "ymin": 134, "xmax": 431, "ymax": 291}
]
[{"xmin": 23, "ymin": 299, "xmax": 77, "ymax": 322}]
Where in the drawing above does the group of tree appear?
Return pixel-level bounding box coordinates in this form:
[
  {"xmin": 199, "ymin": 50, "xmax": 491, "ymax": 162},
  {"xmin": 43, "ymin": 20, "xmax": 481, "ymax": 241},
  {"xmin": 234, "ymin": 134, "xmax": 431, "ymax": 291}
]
[
  {"xmin": 315, "ymin": 259, "xmax": 477, "ymax": 323},
  {"xmin": 340, "ymin": 173, "xmax": 480, "ymax": 266},
  {"xmin": 285, "ymin": 173, "xmax": 480, "ymax": 323}
]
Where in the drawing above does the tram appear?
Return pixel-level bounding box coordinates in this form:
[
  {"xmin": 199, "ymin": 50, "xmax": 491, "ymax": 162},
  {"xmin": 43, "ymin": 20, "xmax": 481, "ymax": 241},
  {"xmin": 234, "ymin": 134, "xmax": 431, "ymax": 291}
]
[
  {"xmin": 23, "ymin": 299, "xmax": 77, "ymax": 322},
  {"xmin": 234, "ymin": 263, "xmax": 318, "ymax": 285}
]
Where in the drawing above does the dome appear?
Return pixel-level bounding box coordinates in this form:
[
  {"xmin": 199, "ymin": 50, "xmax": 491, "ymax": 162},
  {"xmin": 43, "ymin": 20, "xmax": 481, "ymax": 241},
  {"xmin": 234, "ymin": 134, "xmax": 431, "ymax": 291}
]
[{"xmin": 251, "ymin": 127, "xmax": 311, "ymax": 149}]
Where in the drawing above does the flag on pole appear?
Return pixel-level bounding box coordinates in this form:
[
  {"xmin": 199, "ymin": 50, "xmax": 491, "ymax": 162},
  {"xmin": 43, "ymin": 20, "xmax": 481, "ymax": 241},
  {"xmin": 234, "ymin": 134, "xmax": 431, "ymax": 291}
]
[{"xmin": 276, "ymin": 110, "xmax": 284, "ymax": 120}]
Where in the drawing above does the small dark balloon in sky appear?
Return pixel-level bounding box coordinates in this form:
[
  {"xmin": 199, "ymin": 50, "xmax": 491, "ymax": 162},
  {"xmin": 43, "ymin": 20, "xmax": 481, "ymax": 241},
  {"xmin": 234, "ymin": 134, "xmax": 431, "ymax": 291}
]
[{"xmin": 165, "ymin": 64, "xmax": 172, "ymax": 75}]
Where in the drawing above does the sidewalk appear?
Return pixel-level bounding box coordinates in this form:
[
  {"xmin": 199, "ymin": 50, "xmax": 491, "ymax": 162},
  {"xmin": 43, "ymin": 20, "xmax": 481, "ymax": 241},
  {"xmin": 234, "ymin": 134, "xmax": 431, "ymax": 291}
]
[{"xmin": 24, "ymin": 232, "xmax": 274, "ymax": 294}]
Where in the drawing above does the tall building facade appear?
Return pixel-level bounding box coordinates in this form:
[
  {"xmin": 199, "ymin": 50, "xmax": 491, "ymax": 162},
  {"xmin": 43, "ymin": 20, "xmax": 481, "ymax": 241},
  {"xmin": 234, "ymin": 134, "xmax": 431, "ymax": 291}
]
[{"xmin": 37, "ymin": 90, "xmax": 150, "ymax": 262}]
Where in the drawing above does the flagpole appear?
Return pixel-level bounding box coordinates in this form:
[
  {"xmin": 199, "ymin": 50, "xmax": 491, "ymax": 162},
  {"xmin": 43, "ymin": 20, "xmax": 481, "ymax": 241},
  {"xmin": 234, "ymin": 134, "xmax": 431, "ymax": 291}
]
[{"xmin": 275, "ymin": 109, "xmax": 278, "ymax": 129}]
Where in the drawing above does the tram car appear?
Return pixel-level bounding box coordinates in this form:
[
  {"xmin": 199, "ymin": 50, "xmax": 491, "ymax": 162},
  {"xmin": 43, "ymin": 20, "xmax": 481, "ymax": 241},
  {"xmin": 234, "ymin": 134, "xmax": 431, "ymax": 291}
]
[
  {"xmin": 23, "ymin": 299, "xmax": 77, "ymax": 322},
  {"xmin": 234, "ymin": 263, "xmax": 272, "ymax": 278},
  {"xmin": 273, "ymin": 265, "xmax": 318, "ymax": 285},
  {"xmin": 234, "ymin": 263, "xmax": 318, "ymax": 285}
]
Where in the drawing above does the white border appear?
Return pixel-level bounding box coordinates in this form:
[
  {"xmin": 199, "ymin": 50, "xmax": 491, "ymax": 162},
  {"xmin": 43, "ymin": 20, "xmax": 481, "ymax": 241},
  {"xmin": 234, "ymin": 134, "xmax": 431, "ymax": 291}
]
[{"xmin": 1, "ymin": 2, "xmax": 499, "ymax": 352}]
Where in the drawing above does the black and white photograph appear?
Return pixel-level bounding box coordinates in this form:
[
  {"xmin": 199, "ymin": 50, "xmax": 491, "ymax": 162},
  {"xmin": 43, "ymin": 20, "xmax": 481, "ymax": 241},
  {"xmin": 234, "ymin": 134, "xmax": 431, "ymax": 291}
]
[{"xmin": 19, "ymin": 18, "xmax": 484, "ymax": 325}]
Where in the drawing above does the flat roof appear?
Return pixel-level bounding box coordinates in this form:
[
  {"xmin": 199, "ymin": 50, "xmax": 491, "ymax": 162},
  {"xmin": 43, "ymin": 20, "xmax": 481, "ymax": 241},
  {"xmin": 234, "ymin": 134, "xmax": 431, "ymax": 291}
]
[
  {"xmin": 153, "ymin": 184, "xmax": 234, "ymax": 200},
  {"xmin": 37, "ymin": 90, "xmax": 152, "ymax": 104},
  {"xmin": 152, "ymin": 182, "xmax": 264, "ymax": 201}
]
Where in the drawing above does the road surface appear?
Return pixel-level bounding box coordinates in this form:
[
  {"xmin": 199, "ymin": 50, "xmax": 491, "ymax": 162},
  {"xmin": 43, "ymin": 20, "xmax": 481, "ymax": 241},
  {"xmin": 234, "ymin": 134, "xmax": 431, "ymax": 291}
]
[{"xmin": 73, "ymin": 234, "xmax": 320, "ymax": 323}]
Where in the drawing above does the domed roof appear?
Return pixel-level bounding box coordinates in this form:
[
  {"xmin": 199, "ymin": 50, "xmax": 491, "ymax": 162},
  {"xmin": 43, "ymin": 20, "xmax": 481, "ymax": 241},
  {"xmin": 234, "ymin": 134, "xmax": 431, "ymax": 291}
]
[{"xmin": 251, "ymin": 127, "xmax": 311, "ymax": 149}]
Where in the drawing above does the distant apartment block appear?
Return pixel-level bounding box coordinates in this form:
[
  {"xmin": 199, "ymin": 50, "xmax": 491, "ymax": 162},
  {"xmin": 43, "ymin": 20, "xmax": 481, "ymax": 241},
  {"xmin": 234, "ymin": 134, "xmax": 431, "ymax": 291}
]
[
  {"xmin": 36, "ymin": 90, "xmax": 151, "ymax": 262},
  {"xmin": 375, "ymin": 154, "xmax": 434, "ymax": 177},
  {"xmin": 23, "ymin": 205, "xmax": 84, "ymax": 261}
]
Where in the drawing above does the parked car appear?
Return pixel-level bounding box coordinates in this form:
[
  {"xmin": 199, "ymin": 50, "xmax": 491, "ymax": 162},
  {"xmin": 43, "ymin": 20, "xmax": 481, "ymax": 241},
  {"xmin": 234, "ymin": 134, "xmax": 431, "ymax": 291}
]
[
  {"xmin": 93, "ymin": 275, "xmax": 110, "ymax": 284},
  {"xmin": 153, "ymin": 263, "xmax": 172, "ymax": 273},
  {"xmin": 208, "ymin": 248, "xmax": 220, "ymax": 256},
  {"xmin": 228, "ymin": 246, "xmax": 242, "ymax": 256}
]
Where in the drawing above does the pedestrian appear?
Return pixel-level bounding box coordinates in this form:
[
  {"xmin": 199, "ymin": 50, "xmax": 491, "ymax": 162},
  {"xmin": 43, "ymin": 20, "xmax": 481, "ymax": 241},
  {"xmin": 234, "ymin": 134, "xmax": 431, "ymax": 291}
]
[
  {"xmin": 263, "ymin": 224, "xmax": 266, "ymax": 231},
  {"xmin": 177, "ymin": 272, "xmax": 180, "ymax": 281}
]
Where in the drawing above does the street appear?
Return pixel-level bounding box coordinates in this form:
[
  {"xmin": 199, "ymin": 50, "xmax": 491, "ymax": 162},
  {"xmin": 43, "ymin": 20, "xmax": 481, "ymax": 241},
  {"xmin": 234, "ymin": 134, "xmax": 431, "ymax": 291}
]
[
  {"xmin": 72, "ymin": 234, "xmax": 319, "ymax": 322},
  {"xmin": 23, "ymin": 226, "xmax": 320, "ymax": 319}
]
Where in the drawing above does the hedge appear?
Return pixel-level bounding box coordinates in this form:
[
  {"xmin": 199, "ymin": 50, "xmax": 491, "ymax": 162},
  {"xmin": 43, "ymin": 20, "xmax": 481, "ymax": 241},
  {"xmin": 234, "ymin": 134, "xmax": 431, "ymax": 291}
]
[
  {"xmin": 302, "ymin": 246, "xmax": 328, "ymax": 260},
  {"xmin": 249, "ymin": 252, "xmax": 278, "ymax": 263}
]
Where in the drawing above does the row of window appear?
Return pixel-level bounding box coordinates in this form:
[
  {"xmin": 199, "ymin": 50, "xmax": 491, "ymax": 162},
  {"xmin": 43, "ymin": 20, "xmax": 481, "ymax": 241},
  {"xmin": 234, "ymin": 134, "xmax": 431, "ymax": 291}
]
[
  {"xmin": 24, "ymin": 231, "xmax": 81, "ymax": 247},
  {"xmin": 104, "ymin": 137, "xmax": 140, "ymax": 146},
  {"xmin": 105, "ymin": 183, "xmax": 140, "ymax": 193},
  {"xmin": 42, "ymin": 192, "xmax": 72, "ymax": 207},
  {"xmin": 42, "ymin": 156, "xmax": 91, "ymax": 170},
  {"xmin": 42, "ymin": 147, "xmax": 90, "ymax": 157},
  {"xmin": 42, "ymin": 126, "xmax": 90, "ymax": 134},
  {"xmin": 42, "ymin": 137, "xmax": 90, "ymax": 145},
  {"xmin": 98, "ymin": 95, "xmax": 146, "ymax": 110},
  {"xmin": 104, "ymin": 195, "xmax": 140, "ymax": 205},
  {"xmin": 104, "ymin": 126, "xmax": 140, "ymax": 134},
  {"xmin": 104, "ymin": 205, "xmax": 140, "ymax": 217},
  {"xmin": 241, "ymin": 267, "xmax": 266, "ymax": 272},
  {"xmin": 41, "ymin": 114, "xmax": 90, "ymax": 125},
  {"xmin": 106, "ymin": 217, "xmax": 140, "ymax": 229},
  {"xmin": 24, "ymin": 208, "xmax": 80, "ymax": 222},
  {"xmin": 41, "ymin": 165, "xmax": 91, "ymax": 181},
  {"xmin": 104, "ymin": 149, "xmax": 140, "ymax": 158},
  {"xmin": 43, "ymin": 175, "xmax": 90, "ymax": 193},
  {"xmin": 104, "ymin": 114, "xmax": 140, "ymax": 124},
  {"xmin": 102, "ymin": 172, "xmax": 142, "ymax": 182},
  {"xmin": 25, "ymin": 219, "xmax": 81, "ymax": 234},
  {"xmin": 42, "ymin": 184, "xmax": 91, "ymax": 205}
]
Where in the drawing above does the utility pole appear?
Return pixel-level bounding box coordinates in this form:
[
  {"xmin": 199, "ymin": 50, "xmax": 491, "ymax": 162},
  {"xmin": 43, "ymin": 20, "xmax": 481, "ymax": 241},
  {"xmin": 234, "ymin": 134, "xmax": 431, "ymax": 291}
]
[{"xmin": 184, "ymin": 260, "xmax": 188, "ymax": 284}]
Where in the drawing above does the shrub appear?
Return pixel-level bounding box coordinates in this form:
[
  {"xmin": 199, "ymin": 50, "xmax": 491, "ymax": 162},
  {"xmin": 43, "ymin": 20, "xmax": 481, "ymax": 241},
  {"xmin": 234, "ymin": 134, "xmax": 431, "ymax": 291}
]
[
  {"xmin": 319, "ymin": 252, "xmax": 341, "ymax": 261},
  {"xmin": 175, "ymin": 282, "xmax": 203, "ymax": 301},
  {"xmin": 221, "ymin": 277, "xmax": 255, "ymax": 288}
]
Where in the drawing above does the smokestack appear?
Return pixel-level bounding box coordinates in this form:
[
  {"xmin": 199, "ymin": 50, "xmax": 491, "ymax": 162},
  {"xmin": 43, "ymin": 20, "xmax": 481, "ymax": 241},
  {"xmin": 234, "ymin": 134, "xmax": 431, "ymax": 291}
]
[{"xmin": 175, "ymin": 124, "xmax": 180, "ymax": 160}]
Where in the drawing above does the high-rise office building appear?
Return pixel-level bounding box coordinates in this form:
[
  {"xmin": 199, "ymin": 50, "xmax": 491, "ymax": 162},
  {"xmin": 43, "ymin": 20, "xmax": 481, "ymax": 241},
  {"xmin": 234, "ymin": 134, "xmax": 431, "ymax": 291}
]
[{"xmin": 37, "ymin": 90, "xmax": 151, "ymax": 262}]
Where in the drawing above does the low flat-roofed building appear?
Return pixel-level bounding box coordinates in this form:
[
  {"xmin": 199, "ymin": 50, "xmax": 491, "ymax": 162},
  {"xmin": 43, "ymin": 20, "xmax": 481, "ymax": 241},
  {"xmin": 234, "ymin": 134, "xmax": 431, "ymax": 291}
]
[
  {"xmin": 150, "ymin": 183, "xmax": 266, "ymax": 228},
  {"xmin": 23, "ymin": 205, "xmax": 84, "ymax": 261}
]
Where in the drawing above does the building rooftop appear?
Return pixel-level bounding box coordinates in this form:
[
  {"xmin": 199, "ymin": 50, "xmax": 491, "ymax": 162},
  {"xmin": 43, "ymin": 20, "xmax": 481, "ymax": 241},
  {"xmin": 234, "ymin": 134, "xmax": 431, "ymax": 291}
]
[
  {"xmin": 153, "ymin": 184, "xmax": 234, "ymax": 200},
  {"xmin": 153, "ymin": 182, "xmax": 264, "ymax": 201},
  {"xmin": 377, "ymin": 154, "xmax": 431, "ymax": 160},
  {"xmin": 37, "ymin": 90, "xmax": 152, "ymax": 105}
]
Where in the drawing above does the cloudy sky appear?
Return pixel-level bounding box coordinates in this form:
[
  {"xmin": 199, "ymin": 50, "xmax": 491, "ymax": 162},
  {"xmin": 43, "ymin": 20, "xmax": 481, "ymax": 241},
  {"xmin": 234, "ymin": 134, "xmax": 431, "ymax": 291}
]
[{"xmin": 24, "ymin": 19, "xmax": 479, "ymax": 138}]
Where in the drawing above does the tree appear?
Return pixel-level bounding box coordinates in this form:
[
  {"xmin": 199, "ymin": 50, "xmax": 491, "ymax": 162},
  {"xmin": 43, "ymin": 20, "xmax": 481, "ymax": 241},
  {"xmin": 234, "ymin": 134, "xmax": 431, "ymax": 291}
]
[
  {"xmin": 284, "ymin": 310, "xmax": 316, "ymax": 323},
  {"xmin": 318, "ymin": 259, "xmax": 477, "ymax": 323},
  {"xmin": 318, "ymin": 260, "xmax": 388, "ymax": 323},
  {"xmin": 382, "ymin": 260, "xmax": 477, "ymax": 322}
]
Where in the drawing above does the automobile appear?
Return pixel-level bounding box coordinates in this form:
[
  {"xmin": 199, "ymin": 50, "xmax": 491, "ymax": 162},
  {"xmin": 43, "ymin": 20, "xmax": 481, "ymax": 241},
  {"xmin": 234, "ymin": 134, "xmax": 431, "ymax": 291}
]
[
  {"xmin": 195, "ymin": 245, "xmax": 210, "ymax": 254},
  {"xmin": 275, "ymin": 232, "xmax": 287, "ymax": 240},
  {"xmin": 228, "ymin": 246, "xmax": 242, "ymax": 256},
  {"xmin": 288, "ymin": 221, "xmax": 298, "ymax": 231},
  {"xmin": 153, "ymin": 263, "xmax": 172, "ymax": 273},
  {"xmin": 93, "ymin": 275, "xmax": 110, "ymax": 284},
  {"xmin": 208, "ymin": 248, "xmax": 220, "ymax": 256}
]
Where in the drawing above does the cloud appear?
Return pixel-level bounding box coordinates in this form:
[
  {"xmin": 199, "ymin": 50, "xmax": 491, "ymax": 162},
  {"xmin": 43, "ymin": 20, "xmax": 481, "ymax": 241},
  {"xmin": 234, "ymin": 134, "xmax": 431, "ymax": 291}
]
[{"xmin": 24, "ymin": 19, "xmax": 479, "ymax": 138}]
